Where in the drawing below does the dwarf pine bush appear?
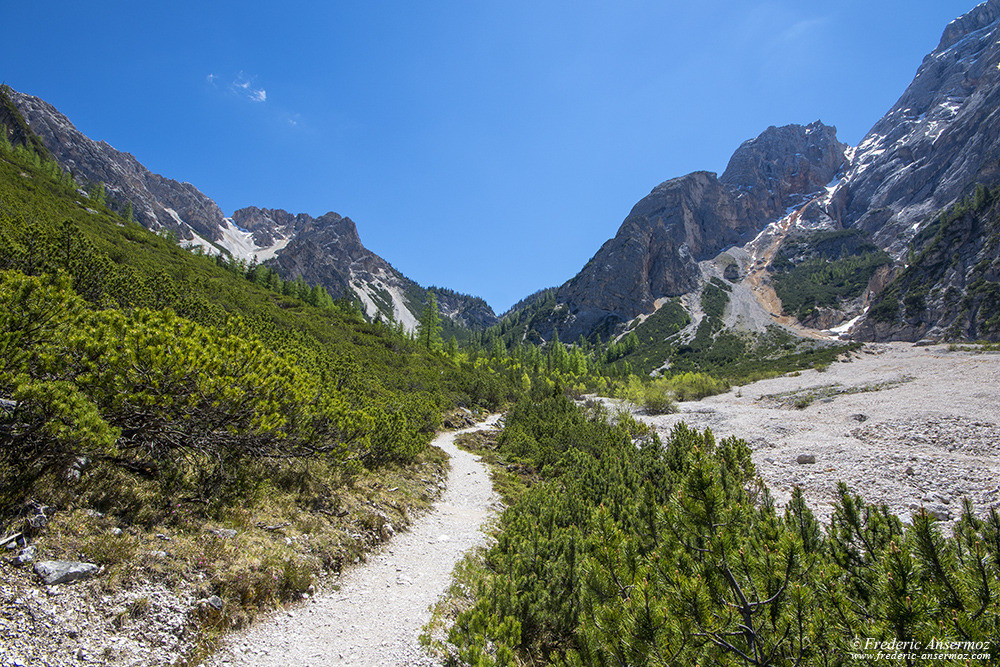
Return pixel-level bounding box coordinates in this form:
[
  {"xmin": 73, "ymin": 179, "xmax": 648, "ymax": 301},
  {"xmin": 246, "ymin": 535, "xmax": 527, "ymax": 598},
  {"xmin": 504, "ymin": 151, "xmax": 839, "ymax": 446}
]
[{"xmin": 448, "ymin": 395, "xmax": 1000, "ymax": 666}]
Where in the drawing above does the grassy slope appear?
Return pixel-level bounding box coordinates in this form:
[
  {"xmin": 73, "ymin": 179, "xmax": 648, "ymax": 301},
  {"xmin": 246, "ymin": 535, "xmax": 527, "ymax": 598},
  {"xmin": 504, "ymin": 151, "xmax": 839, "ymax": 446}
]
[{"xmin": 0, "ymin": 134, "xmax": 515, "ymax": 660}]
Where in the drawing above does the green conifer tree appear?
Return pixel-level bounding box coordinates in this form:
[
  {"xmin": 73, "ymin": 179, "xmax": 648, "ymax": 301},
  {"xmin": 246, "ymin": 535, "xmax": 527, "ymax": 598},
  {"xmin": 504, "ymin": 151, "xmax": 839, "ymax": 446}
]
[{"xmin": 418, "ymin": 291, "xmax": 442, "ymax": 351}]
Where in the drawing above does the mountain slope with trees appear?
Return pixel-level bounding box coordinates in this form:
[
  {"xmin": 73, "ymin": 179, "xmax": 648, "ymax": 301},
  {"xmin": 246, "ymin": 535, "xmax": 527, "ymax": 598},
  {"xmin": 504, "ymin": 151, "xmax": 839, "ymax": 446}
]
[
  {"xmin": 501, "ymin": 0, "xmax": 1000, "ymax": 356},
  {"xmin": 3, "ymin": 86, "xmax": 496, "ymax": 335},
  {"xmin": 0, "ymin": 121, "xmax": 520, "ymax": 658}
]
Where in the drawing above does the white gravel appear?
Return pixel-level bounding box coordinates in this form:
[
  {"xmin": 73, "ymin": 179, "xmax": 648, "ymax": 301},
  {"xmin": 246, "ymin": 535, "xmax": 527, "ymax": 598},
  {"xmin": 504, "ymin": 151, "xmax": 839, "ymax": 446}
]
[
  {"xmin": 636, "ymin": 343, "xmax": 1000, "ymax": 525},
  {"xmin": 0, "ymin": 575, "xmax": 195, "ymax": 667},
  {"xmin": 205, "ymin": 416, "xmax": 502, "ymax": 667}
]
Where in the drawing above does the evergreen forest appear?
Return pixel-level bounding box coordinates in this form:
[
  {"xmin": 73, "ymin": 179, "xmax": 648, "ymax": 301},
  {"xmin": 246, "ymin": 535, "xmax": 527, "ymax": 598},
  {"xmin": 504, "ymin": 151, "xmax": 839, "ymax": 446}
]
[{"xmin": 443, "ymin": 393, "xmax": 1000, "ymax": 665}]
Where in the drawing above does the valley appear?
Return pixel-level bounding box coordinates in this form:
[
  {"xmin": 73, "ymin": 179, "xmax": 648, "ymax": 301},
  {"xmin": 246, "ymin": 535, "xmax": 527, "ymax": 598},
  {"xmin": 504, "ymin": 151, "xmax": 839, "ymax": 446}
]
[{"xmin": 2, "ymin": 0, "xmax": 1000, "ymax": 665}]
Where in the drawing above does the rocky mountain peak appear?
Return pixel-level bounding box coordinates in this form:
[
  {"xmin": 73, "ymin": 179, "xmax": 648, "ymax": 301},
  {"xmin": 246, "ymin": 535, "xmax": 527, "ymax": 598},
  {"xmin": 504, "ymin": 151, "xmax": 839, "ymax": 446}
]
[
  {"xmin": 936, "ymin": 0, "xmax": 1000, "ymax": 52},
  {"xmin": 841, "ymin": 0, "xmax": 1000, "ymax": 255},
  {"xmin": 8, "ymin": 90, "xmax": 227, "ymax": 244},
  {"xmin": 313, "ymin": 212, "xmax": 359, "ymax": 240},
  {"xmin": 722, "ymin": 121, "xmax": 846, "ymax": 215},
  {"xmin": 537, "ymin": 124, "xmax": 849, "ymax": 341}
]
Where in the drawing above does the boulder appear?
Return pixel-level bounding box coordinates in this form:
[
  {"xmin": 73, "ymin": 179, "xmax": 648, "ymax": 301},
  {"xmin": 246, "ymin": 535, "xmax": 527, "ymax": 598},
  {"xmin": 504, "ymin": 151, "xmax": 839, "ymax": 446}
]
[
  {"xmin": 34, "ymin": 560, "xmax": 100, "ymax": 585},
  {"xmin": 12, "ymin": 545, "xmax": 36, "ymax": 566},
  {"xmin": 924, "ymin": 505, "xmax": 952, "ymax": 522}
]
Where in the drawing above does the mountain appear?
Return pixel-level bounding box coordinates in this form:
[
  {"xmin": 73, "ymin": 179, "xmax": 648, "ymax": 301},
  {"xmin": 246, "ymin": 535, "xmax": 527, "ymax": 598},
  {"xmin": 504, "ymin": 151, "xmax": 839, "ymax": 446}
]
[
  {"xmin": 3, "ymin": 88, "xmax": 496, "ymax": 332},
  {"xmin": 7, "ymin": 88, "xmax": 229, "ymax": 244},
  {"xmin": 754, "ymin": 0, "xmax": 1000, "ymax": 341},
  {"xmin": 248, "ymin": 207, "xmax": 496, "ymax": 331},
  {"xmin": 512, "ymin": 0, "xmax": 1000, "ymax": 347},
  {"xmin": 529, "ymin": 121, "xmax": 847, "ymax": 342},
  {"xmin": 854, "ymin": 184, "xmax": 1000, "ymax": 341},
  {"xmin": 835, "ymin": 0, "xmax": 1000, "ymax": 253},
  {"xmin": 224, "ymin": 205, "xmax": 422, "ymax": 329}
]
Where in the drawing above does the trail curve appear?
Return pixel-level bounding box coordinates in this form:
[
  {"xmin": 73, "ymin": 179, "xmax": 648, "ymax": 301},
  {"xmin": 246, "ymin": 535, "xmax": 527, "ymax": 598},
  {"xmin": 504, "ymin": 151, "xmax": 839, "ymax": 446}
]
[{"xmin": 207, "ymin": 415, "xmax": 502, "ymax": 666}]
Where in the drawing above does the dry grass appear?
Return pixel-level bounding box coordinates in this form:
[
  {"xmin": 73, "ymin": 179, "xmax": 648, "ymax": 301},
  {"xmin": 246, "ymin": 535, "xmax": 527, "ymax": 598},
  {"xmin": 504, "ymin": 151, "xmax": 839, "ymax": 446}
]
[{"xmin": 1, "ymin": 443, "xmax": 452, "ymax": 664}]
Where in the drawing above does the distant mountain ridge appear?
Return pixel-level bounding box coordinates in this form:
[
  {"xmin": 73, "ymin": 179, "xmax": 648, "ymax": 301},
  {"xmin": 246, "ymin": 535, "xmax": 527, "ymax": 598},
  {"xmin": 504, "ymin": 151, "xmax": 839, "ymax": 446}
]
[
  {"xmin": 8, "ymin": 0, "xmax": 1000, "ymax": 348},
  {"xmin": 515, "ymin": 0, "xmax": 1000, "ymax": 346},
  {"xmin": 5, "ymin": 89, "xmax": 496, "ymax": 331},
  {"xmin": 536, "ymin": 121, "xmax": 847, "ymax": 341}
]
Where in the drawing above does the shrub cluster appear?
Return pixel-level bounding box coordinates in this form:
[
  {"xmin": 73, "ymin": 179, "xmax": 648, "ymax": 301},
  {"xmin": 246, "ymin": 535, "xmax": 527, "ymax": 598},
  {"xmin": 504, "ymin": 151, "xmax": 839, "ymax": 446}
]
[
  {"xmin": 616, "ymin": 371, "xmax": 730, "ymax": 414},
  {"xmin": 0, "ymin": 272, "xmax": 430, "ymax": 506},
  {"xmin": 447, "ymin": 395, "xmax": 1000, "ymax": 665},
  {"xmin": 0, "ymin": 126, "xmax": 516, "ymax": 517}
]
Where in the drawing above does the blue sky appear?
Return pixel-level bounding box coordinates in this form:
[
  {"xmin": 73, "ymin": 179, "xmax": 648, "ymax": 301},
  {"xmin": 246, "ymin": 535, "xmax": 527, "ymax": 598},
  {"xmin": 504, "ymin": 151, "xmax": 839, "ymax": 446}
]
[{"xmin": 2, "ymin": 0, "xmax": 979, "ymax": 312}]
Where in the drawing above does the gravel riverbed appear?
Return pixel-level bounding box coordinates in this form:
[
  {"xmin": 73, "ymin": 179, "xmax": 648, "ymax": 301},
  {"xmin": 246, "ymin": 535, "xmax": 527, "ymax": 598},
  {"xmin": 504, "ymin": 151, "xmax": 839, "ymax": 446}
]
[{"xmin": 635, "ymin": 342, "xmax": 1000, "ymax": 525}]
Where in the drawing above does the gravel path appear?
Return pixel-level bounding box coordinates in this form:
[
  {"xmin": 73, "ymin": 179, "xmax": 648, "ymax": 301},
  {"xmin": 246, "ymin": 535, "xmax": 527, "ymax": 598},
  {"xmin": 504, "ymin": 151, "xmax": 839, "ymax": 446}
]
[
  {"xmin": 637, "ymin": 343, "xmax": 1000, "ymax": 525},
  {"xmin": 206, "ymin": 416, "xmax": 502, "ymax": 667}
]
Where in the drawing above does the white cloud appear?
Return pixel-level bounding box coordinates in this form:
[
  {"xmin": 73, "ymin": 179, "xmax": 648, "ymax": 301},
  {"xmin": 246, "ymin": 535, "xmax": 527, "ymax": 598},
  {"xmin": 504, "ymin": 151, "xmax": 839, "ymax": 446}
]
[{"xmin": 230, "ymin": 71, "xmax": 267, "ymax": 103}]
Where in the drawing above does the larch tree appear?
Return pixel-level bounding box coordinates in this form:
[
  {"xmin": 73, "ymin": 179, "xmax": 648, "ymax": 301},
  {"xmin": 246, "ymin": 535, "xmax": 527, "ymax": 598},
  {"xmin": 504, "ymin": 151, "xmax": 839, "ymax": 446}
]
[{"xmin": 419, "ymin": 291, "xmax": 442, "ymax": 351}]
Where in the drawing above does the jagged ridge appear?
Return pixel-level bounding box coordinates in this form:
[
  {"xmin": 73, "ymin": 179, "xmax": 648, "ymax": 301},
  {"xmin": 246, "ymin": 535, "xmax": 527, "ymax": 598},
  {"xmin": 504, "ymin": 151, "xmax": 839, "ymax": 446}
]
[{"xmin": 6, "ymin": 89, "xmax": 496, "ymax": 332}]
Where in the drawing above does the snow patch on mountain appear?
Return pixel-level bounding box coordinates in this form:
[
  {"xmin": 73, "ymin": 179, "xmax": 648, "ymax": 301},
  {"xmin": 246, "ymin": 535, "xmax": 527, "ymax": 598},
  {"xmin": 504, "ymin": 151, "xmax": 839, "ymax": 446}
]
[{"xmin": 181, "ymin": 230, "xmax": 220, "ymax": 255}]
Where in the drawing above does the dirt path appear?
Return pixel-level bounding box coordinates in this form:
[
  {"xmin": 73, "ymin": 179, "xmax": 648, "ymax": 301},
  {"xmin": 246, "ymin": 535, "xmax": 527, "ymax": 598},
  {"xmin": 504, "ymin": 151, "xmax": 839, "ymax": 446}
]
[
  {"xmin": 634, "ymin": 343, "xmax": 1000, "ymax": 525},
  {"xmin": 206, "ymin": 416, "xmax": 502, "ymax": 667}
]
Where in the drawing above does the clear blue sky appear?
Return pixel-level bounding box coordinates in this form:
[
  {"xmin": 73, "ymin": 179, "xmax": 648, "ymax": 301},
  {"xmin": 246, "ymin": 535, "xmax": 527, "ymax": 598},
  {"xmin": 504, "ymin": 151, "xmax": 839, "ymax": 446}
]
[{"xmin": 2, "ymin": 0, "xmax": 979, "ymax": 313}]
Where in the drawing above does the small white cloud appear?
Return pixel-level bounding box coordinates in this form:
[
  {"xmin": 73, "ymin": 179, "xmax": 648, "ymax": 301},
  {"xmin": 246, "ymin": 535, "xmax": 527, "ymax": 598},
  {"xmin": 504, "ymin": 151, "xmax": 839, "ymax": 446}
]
[
  {"xmin": 206, "ymin": 73, "xmax": 218, "ymax": 85},
  {"xmin": 230, "ymin": 71, "xmax": 267, "ymax": 103}
]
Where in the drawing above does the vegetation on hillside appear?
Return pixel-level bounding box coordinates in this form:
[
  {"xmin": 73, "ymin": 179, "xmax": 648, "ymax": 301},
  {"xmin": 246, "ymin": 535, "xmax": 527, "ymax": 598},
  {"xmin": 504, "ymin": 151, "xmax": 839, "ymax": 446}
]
[
  {"xmin": 0, "ymin": 123, "xmax": 520, "ymax": 652},
  {"xmin": 868, "ymin": 184, "xmax": 1000, "ymax": 340},
  {"xmin": 441, "ymin": 393, "xmax": 1000, "ymax": 666},
  {"xmin": 770, "ymin": 229, "xmax": 891, "ymax": 321},
  {"xmin": 608, "ymin": 281, "xmax": 851, "ymax": 383}
]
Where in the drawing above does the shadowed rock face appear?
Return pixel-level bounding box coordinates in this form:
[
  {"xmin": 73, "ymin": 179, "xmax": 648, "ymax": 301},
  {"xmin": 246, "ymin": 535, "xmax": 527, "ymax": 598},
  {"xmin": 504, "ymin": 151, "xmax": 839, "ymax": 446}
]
[
  {"xmin": 853, "ymin": 192, "xmax": 1000, "ymax": 343},
  {"xmin": 722, "ymin": 121, "xmax": 847, "ymax": 219},
  {"xmin": 267, "ymin": 211, "xmax": 382, "ymax": 296},
  {"xmin": 543, "ymin": 123, "xmax": 847, "ymax": 340}
]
